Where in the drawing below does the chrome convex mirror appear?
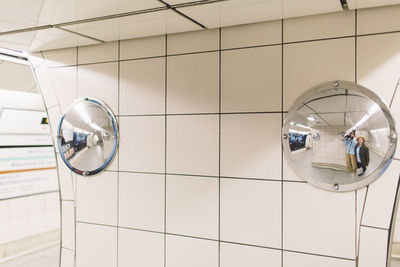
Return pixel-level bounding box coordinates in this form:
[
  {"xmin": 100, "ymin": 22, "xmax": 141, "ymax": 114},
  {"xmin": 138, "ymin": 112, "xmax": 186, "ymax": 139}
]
[
  {"xmin": 57, "ymin": 97, "xmax": 118, "ymax": 176},
  {"xmin": 283, "ymin": 81, "xmax": 397, "ymax": 192}
]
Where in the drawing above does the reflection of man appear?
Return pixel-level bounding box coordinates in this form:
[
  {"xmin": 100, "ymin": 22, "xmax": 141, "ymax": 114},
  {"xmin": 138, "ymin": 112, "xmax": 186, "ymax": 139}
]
[
  {"xmin": 305, "ymin": 133, "xmax": 312, "ymax": 150},
  {"xmin": 344, "ymin": 131, "xmax": 357, "ymax": 173}
]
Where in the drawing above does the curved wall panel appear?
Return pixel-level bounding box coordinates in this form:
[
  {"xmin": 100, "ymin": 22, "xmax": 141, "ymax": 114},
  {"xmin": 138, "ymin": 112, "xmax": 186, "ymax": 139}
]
[{"xmin": 30, "ymin": 7, "xmax": 400, "ymax": 267}]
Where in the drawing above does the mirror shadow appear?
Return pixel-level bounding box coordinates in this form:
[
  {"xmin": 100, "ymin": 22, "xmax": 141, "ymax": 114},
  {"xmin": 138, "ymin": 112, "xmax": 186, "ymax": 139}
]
[{"xmin": 284, "ymin": 81, "xmax": 397, "ymax": 192}]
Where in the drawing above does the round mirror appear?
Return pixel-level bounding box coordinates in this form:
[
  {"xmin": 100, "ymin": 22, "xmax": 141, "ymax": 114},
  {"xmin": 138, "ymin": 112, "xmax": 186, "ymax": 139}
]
[
  {"xmin": 57, "ymin": 97, "xmax": 118, "ymax": 176},
  {"xmin": 283, "ymin": 81, "xmax": 397, "ymax": 192}
]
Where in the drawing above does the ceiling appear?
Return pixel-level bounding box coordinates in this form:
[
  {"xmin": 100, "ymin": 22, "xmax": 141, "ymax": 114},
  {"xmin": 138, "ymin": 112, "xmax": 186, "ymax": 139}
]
[{"xmin": 0, "ymin": 0, "xmax": 399, "ymax": 52}]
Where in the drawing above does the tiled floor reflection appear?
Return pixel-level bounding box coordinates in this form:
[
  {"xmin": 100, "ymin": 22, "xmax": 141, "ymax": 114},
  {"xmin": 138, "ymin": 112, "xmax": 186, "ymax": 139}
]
[{"xmin": 0, "ymin": 245, "xmax": 59, "ymax": 267}]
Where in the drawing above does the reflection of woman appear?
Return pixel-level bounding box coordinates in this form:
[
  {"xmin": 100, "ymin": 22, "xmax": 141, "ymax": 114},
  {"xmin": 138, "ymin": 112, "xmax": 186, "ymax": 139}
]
[{"xmin": 355, "ymin": 136, "xmax": 370, "ymax": 176}]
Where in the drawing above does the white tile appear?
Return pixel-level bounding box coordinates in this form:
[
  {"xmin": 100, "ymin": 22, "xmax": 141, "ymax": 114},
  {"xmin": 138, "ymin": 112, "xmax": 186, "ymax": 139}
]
[
  {"xmin": 120, "ymin": 35, "xmax": 165, "ymax": 60},
  {"xmin": 167, "ymin": 115, "xmax": 219, "ymax": 176},
  {"xmin": 30, "ymin": 28, "xmax": 100, "ymax": 52},
  {"xmin": 0, "ymin": 220, "xmax": 10, "ymax": 244},
  {"xmin": 282, "ymin": 156, "xmax": 303, "ymax": 181},
  {"xmin": 167, "ymin": 52, "xmax": 219, "ymax": 114},
  {"xmin": 283, "ymin": 10, "xmax": 355, "ymax": 42},
  {"xmin": 166, "ymin": 175, "xmax": 219, "ymax": 239},
  {"xmin": 9, "ymin": 197, "xmax": 27, "ymax": 218},
  {"xmin": 42, "ymin": 47, "xmax": 77, "ymax": 67},
  {"xmin": 220, "ymin": 242, "xmax": 281, "ymax": 267},
  {"xmin": 166, "ymin": 235, "xmax": 218, "ymax": 267},
  {"xmin": 221, "ymin": 114, "xmax": 281, "ymax": 180},
  {"xmin": 221, "ymin": 20, "xmax": 281, "ymax": 49},
  {"xmin": 77, "ymin": 62, "xmax": 119, "ymax": 114},
  {"xmin": 57, "ymin": 154, "xmax": 74, "ymax": 201},
  {"xmin": 45, "ymin": 207, "xmax": 61, "ymax": 231},
  {"xmin": 28, "ymin": 212, "xmax": 46, "ymax": 235},
  {"xmin": 62, "ymin": 201, "xmax": 75, "ymax": 250},
  {"xmin": 118, "ymin": 228, "xmax": 164, "ymax": 267},
  {"xmin": 76, "ymin": 171, "xmax": 118, "ymax": 225},
  {"xmin": 361, "ymin": 160, "xmax": 400, "ymax": 229},
  {"xmin": 220, "ymin": 179, "xmax": 281, "ymax": 248},
  {"xmin": 120, "ymin": 58, "xmax": 165, "ymax": 115},
  {"xmin": 358, "ymin": 227, "xmax": 388, "ymax": 267},
  {"xmin": 167, "ymin": 29, "xmax": 219, "ymax": 54},
  {"xmin": 119, "ymin": 116, "xmax": 165, "ymax": 173},
  {"xmin": 60, "ymin": 248, "xmax": 75, "ymax": 267},
  {"xmin": 9, "ymin": 216, "xmax": 29, "ymax": 240},
  {"xmin": 283, "ymin": 182, "xmax": 355, "ymax": 259},
  {"xmin": 34, "ymin": 64, "xmax": 59, "ymax": 108},
  {"xmin": 0, "ymin": 201, "xmax": 9, "ymax": 221},
  {"xmin": 283, "ymin": 251, "xmax": 355, "ymax": 267},
  {"xmin": 119, "ymin": 172, "xmax": 164, "ymax": 232},
  {"xmin": 27, "ymin": 195, "xmax": 45, "ymax": 214},
  {"xmin": 358, "ymin": 5, "xmax": 400, "ymax": 35},
  {"xmin": 48, "ymin": 66, "xmax": 77, "ymax": 113},
  {"xmin": 357, "ymin": 32, "xmax": 400, "ymax": 106},
  {"xmin": 221, "ymin": 46, "xmax": 281, "ymax": 112},
  {"xmin": 76, "ymin": 223, "xmax": 117, "ymax": 267},
  {"xmin": 283, "ymin": 38, "xmax": 355, "ymax": 110},
  {"xmin": 78, "ymin": 41, "xmax": 118, "ymax": 64}
]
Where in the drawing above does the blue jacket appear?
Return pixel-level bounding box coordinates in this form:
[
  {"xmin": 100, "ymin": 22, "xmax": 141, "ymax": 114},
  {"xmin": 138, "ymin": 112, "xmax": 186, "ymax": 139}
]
[{"xmin": 344, "ymin": 138, "xmax": 357, "ymax": 154}]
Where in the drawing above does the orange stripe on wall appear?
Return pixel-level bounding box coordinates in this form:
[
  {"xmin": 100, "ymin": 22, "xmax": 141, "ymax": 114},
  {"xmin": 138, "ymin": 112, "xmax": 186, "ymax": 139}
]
[{"xmin": 0, "ymin": 166, "xmax": 57, "ymax": 175}]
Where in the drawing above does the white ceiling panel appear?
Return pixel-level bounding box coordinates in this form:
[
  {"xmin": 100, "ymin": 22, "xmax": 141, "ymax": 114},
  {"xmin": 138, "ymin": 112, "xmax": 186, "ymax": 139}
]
[
  {"xmin": 37, "ymin": 0, "xmax": 165, "ymax": 25},
  {"xmin": 60, "ymin": 10, "xmax": 200, "ymax": 42},
  {"xmin": 0, "ymin": 0, "xmax": 46, "ymax": 32},
  {"xmin": 282, "ymin": 0, "xmax": 342, "ymax": 18},
  {"xmin": 0, "ymin": 32, "xmax": 37, "ymax": 52},
  {"xmin": 177, "ymin": 0, "xmax": 283, "ymax": 29},
  {"xmin": 29, "ymin": 28, "xmax": 100, "ymax": 52},
  {"xmin": 347, "ymin": 0, "xmax": 400, "ymax": 9}
]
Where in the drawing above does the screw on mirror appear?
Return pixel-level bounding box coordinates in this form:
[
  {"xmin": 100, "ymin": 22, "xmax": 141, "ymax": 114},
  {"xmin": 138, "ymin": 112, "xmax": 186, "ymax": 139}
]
[
  {"xmin": 283, "ymin": 134, "xmax": 288, "ymax": 139},
  {"xmin": 333, "ymin": 184, "xmax": 339, "ymax": 191},
  {"xmin": 82, "ymin": 171, "xmax": 89, "ymax": 176},
  {"xmin": 333, "ymin": 81, "xmax": 339, "ymax": 87},
  {"xmin": 103, "ymin": 132, "xmax": 111, "ymax": 141}
]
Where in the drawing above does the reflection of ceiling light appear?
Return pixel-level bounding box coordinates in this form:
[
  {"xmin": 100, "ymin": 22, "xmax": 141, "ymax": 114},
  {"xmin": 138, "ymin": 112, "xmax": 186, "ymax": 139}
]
[{"xmin": 307, "ymin": 116, "xmax": 316, "ymax": 121}]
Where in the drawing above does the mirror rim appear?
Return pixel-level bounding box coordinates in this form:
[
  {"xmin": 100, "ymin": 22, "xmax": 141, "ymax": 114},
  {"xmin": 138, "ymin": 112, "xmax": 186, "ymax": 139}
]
[
  {"xmin": 57, "ymin": 97, "xmax": 119, "ymax": 176},
  {"xmin": 282, "ymin": 80, "xmax": 398, "ymax": 192}
]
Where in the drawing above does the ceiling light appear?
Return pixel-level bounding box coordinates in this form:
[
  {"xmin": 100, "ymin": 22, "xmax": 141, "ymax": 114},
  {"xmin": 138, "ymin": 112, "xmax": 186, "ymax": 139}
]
[{"xmin": 307, "ymin": 116, "xmax": 316, "ymax": 121}]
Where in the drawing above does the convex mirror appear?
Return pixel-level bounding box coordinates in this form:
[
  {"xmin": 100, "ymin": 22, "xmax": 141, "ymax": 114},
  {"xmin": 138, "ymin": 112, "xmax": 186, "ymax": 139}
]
[
  {"xmin": 57, "ymin": 97, "xmax": 118, "ymax": 176},
  {"xmin": 283, "ymin": 81, "xmax": 397, "ymax": 192}
]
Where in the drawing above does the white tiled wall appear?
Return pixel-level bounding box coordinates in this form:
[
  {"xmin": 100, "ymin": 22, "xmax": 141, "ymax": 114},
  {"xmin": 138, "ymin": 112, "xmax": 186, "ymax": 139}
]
[{"xmin": 31, "ymin": 7, "xmax": 400, "ymax": 267}]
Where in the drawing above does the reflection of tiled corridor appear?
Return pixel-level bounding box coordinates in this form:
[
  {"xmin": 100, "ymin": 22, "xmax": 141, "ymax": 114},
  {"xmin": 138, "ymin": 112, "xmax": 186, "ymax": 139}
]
[
  {"xmin": 291, "ymin": 148, "xmax": 383, "ymax": 186},
  {"xmin": 0, "ymin": 245, "xmax": 59, "ymax": 267}
]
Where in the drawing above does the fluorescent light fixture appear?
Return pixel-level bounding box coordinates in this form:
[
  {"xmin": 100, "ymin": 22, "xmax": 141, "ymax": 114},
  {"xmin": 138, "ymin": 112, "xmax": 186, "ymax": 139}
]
[
  {"xmin": 0, "ymin": 48, "xmax": 29, "ymax": 65},
  {"xmin": 307, "ymin": 116, "xmax": 316, "ymax": 121}
]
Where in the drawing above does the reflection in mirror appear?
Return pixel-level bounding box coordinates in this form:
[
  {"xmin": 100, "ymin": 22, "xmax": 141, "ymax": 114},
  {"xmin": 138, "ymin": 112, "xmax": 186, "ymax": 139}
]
[
  {"xmin": 0, "ymin": 53, "xmax": 60, "ymax": 266},
  {"xmin": 58, "ymin": 97, "xmax": 118, "ymax": 176},
  {"xmin": 283, "ymin": 81, "xmax": 397, "ymax": 192}
]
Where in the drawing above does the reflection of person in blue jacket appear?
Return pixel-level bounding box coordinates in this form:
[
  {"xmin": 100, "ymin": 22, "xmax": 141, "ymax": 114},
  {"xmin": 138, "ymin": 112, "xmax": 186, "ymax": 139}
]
[{"xmin": 344, "ymin": 131, "xmax": 357, "ymax": 173}]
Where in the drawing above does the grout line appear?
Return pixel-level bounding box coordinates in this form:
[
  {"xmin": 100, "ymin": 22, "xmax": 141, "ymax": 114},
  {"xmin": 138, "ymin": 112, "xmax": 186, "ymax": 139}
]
[
  {"xmin": 118, "ymin": 111, "xmax": 284, "ymax": 117},
  {"xmin": 281, "ymin": 17, "xmax": 284, "ymax": 267},
  {"xmin": 164, "ymin": 33, "xmax": 168, "ymax": 267},
  {"xmin": 360, "ymin": 224, "xmax": 389, "ymax": 231},
  {"xmin": 283, "ymin": 249, "xmax": 356, "ymax": 261},
  {"xmin": 116, "ymin": 39, "xmax": 120, "ymax": 267},
  {"xmin": 357, "ymin": 185, "xmax": 369, "ymax": 259},
  {"xmin": 389, "ymin": 79, "xmax": 400, "ymax": 108},
  {"xmin": 218, "ymin": 26, "xmax": 222, "ymax": 267},
  {"xmin": 75, "ymin": 220, "xmax": 357, "ymax": 262},
  {"xmin": 354, "ymin": 10, "xmax": 358, "ymax": 261}
]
